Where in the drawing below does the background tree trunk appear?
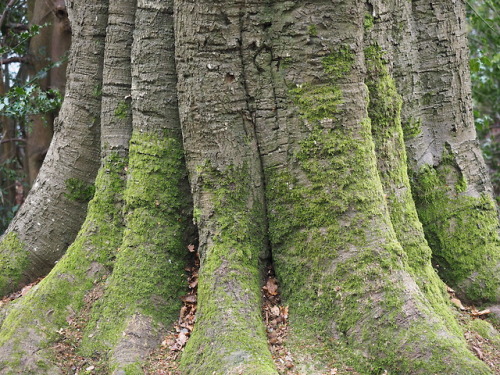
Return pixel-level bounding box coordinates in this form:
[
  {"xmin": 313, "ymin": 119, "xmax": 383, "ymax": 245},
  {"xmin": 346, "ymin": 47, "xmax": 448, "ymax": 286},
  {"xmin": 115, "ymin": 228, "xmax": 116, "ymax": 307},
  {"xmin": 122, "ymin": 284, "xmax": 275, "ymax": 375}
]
[{"xmin": 25, "ymin": 0, "xmax": 71, "ymax": 185}]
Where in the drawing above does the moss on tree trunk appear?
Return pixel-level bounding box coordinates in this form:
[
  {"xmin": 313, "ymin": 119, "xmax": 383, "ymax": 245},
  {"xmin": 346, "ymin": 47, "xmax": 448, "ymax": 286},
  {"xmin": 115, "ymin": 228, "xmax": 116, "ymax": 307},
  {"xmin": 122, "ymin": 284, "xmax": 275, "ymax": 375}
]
[{"xmin": 0, "ymin": 0, "xmax": 499, "ymax": 374}]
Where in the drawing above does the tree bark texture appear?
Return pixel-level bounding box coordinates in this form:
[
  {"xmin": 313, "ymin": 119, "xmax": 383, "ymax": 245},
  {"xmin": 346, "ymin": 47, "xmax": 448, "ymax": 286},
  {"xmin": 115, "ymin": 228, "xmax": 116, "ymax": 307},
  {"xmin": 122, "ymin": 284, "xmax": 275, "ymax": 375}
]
[
  {"xmin": 377, "ymin": 0, "xmax": 500, "ymax": 303},
  {"xmin": 0, "ymin": 1, "xmax": 499, "ymax": 374},
  {"xmin": 0, "ymin": 0, "xmax": 107, "ymax": 295}
]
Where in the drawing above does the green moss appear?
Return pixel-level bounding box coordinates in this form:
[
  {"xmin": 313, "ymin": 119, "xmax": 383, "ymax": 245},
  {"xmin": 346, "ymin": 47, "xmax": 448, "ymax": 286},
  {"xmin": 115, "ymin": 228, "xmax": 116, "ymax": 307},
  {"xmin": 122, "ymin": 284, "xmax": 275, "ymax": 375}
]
[
  {"xmin": 120, "ymin": 362, "xmax": 143, "ymax": 375},
  {"xmin": 455, "ymin": 174, "xmax": 468, "ymax": 193},
  {"xmin": 289, "ymin": 83, "xmax": 343, "ymax": 122},
  {"xmin": 469, "ymin": 319, "xmax": 500, "ymax": 345},
  {"xmin": 363, "ymin": 47, "xmax": 478, "ymax": 360},
  {"xmin": 280, "ymin": 56, "xmax": 294, "ymax": 70},
  {"xmin": 308, "ymin": 24, "xmax": 318, "ymax": 37},
  {"xmin": 80, "ymin": 131, "xmax": 190, "ymax": 360},
  {"xmin": 364, "ymin": 13, "xmax": 374, "ymax": 30},
  {"xmin": 114, "ymin": 101, "xmax": 130, "ymax": 119},
  {"xmin": 402, "ymin": 117, "xmax": 422, "ymax": 140},
  {"xmin": 93, "ymin": 84, "xmax": 102, "ymax": 98},
  {"xmin": 321, "ymin": 46, "xmax": 355, "ymax": 81},
  {"xmin": 0, "ymin": 152, "xmax": 127, "ymax": 370},
  {"xmin": 288, "ymin": 46, "xmax": 354, "ymax": 124},
  {"xmin": 412, "ymin": 162, "xmax": 500, "ymax": 302},
  {"xmin": 180, "ymin": 163, "xmax": 276, "ymax": 374},
  {"xmin": 64, "ymin": 178, "xmax": 95, "ymax": 202},
  {"xmin": 267, "ymin": 41, "xmax": 490, "ymax": 374},
  {"xmin": 0, "ymin": 232, "xmax": 29, "ymax": 296}
]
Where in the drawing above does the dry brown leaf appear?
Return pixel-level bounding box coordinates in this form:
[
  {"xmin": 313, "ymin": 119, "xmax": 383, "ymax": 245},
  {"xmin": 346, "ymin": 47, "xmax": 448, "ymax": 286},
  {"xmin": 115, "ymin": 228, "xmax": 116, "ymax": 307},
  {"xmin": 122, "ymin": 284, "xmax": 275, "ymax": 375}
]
[
  {"xmin": 471, "ymin": 309, "xmax": 491, "ymax": 317},
  {"xmin": 280, "ymin": 305, "xmax": 289, "ymax": 319},
  {"xmin": 451, "ymin": 297, "xmax": 466, "ymax": 310},
  {"xmin": 172, "ymin": 332, "xmax": 189, "ymax": 351},
  {"xmin": 265, "ymin": 278, "xmax": 279, "ymax": 296},
  {"xmin": 270, "ymin": 306, "xmax": 280, "ymax": 317},
  {"xmin": 473, "ymin": 346, "xmax": 484, "ymax": 360},
  {"xmin": 20, "ymin": 285, "xmax": 33, "ymax": 296},
  {"xmin": 189, "ymin": 279, "xmax": 198, "ymax": 289},
  {"xmin": 181, "ymin": 294, "xmax": 197, "ymax": 304}
]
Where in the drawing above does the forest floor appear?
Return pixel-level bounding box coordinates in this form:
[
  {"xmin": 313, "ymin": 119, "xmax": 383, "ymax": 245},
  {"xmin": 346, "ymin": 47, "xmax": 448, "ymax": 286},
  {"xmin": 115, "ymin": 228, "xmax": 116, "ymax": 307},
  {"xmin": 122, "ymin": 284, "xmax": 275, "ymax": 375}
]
[{"xmin": 1, "ymin": 251, "xmax": 499, "ymax": 375}]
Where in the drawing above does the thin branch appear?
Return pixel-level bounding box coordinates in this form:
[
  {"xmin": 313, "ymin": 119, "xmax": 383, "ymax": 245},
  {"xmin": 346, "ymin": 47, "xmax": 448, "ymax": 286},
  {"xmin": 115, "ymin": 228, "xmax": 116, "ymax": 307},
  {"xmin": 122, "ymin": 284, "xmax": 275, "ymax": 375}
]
[
  {"xmin": 5, "ymin": 23, "xmax": 29, "ymax": 32},
  {"xmin": 0, "ymin": 56, "xmax": 28, "ymax": 64},
  {"xmin": 0, "ymin": 0, "xmax": 18, "ymax": 33},
  {"xmin": 465, "ymin": 0, "xmax": 500, "ymax": 35},
  {"xmin": 0, "ymin": 138, "xmax": 26, "ymax": 144}
]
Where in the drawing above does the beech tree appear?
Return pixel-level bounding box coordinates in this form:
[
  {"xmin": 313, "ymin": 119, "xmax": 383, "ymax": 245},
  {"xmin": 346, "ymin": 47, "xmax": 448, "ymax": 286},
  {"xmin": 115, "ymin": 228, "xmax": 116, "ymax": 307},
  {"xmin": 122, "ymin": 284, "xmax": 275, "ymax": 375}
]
[{"xmin": 0, "ymin": 0, "xmax": 499, "ymax": 374}]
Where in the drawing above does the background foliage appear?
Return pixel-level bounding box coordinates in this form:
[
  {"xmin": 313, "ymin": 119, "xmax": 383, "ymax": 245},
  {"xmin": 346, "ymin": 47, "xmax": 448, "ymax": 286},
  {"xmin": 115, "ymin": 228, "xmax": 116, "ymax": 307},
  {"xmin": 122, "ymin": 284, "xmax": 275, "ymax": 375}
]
[{"xmin": 467, "ymin": 0, "xmax": 500, "ymax": 198}]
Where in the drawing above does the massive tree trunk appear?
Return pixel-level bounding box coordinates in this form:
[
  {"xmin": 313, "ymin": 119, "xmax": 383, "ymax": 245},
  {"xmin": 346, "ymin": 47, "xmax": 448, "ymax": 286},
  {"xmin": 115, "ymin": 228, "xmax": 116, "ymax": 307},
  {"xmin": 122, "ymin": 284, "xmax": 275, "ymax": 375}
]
[{"xmin": 0, "ymin": 1, "xmax": 499, "ymax": 374}]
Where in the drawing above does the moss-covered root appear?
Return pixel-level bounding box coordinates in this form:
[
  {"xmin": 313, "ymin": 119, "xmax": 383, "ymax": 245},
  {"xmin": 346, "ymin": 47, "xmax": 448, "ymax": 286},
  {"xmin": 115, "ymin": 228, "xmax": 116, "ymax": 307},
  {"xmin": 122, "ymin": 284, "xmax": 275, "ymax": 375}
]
[
  {"xmin": 79, "ymin": 133, "xmax": 190, "ymax": 373},
  {"xmin": 0, "ymin": 232, "xmax": 30, "ymax": 296},
  {"xmin": 179, "ymin": 166, "xmax": 277, "ymax": 375},
  {"xmin": 412, "ymin": 162, "xmax": 500, "ymax": 304},
  {"xmin": 0, "ymin": 155, "xmax": 126, "ymax": 374},
  {"xmin": 364, "ymin": 44, "xmax": 460, "ymax": 333},
  {"xmin": 266, "ymin": 118, "xmax": 491, "ymax": 374}
]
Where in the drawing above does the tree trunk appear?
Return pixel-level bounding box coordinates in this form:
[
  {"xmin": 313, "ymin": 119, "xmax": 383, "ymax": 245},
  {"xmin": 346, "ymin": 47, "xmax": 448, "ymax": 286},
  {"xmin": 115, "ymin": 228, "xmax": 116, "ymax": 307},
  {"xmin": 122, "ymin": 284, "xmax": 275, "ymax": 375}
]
[
  {"xmin": 386, "ymin": 0, "xmax": 500, "ymax": 303},
  {"xmin": 25, "ymin": 0, "xmax": 71, "ymax": 185},
  {"xmin": 0, "ymin": 0, "xmax": 106, "ymax": 295},
  {"xmin": 0, "ymin": 1, "xmax": 499, "ymax": 374}
]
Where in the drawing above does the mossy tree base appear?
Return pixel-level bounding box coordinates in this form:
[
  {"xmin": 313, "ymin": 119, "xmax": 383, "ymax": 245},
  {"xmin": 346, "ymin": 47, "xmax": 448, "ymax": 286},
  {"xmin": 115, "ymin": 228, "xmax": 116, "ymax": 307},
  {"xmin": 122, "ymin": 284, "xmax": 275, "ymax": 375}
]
[{"xmin": 1, "ymin": 0, "xmax": 499, "ymax": 374}]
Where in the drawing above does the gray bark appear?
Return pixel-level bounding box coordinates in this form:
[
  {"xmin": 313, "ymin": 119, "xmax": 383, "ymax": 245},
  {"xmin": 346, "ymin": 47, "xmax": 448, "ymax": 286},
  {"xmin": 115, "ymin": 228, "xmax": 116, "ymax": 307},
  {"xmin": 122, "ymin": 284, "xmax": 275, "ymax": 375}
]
[
  {"xmin": 0, "ymin": 1, "xmax": 498, "ymax": 375},
  {"xmin": 0, "ymin": 0, "xmax": 108, "ymax": 295},
  {"xmin": 174, "ymin": 1, "xmax": 276, "ymax": 373}
]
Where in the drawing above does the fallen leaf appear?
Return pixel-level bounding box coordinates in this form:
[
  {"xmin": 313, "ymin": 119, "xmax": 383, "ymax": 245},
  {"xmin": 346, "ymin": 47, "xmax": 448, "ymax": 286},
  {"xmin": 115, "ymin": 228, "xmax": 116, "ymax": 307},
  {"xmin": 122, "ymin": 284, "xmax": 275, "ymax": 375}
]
[
  {"xmin": 189, "ymin": 279, "xmax": 198, "ymax": 289},
  {"xmin": 470, "ymin": 309, "xmax": 491, "ymax": 317},
  {"xmin": 451, "ymin": 297, "xmax": 466, "ymax": 310},
  {"xmin": 280, "ymin": 305, "xmax": 289, "ymax": 319},
  {"xmin": 472, "ymin": 346, "xmax": 484, "ymax": 359},
  {"xmin": 270, "ymin": 306, "xmax": 280, "ymax": 317},
  {"xmin": 20, "ymin": 285, "xmax": 33, "ymax": 296},
  {"xmin": 181, "ymin": 294, "xmax": 197, "ymax": 304},
  {"xmin": 265, "ymin": 278, "xmax": 279, "ymax": 296}
]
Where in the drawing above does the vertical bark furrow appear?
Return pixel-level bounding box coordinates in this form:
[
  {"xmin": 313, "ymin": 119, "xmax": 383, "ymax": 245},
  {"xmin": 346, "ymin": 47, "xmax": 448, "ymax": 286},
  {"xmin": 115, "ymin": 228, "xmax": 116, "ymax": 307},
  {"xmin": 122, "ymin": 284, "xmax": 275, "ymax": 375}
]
[
  {"xmin": 80, "ymin": 2, "xmax": 192, "ymax": 373},
  {"xmin": 99, "ymin": 0, "xmax": 136, "ymax": 155},
  {"xmin": 0, "ymin": 0, "xmax": 108, "ymax": 295},
  {"xmin": 174, "ymin": 1, "xmax": 277, "ymax": 373}
]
